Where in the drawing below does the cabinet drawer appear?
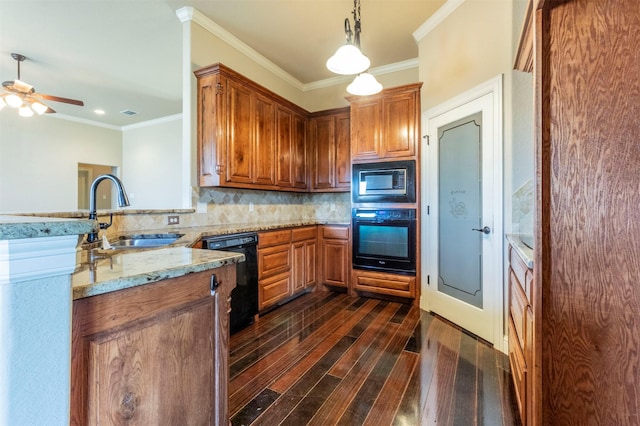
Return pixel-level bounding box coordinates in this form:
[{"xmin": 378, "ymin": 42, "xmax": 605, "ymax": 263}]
[
  {"xmin": 292, "ymin": 226, "xmax": 317, "ymax": 242},
  {"xmin": 508, "ymin": 319, "xmax": 527, "ymax": 423},
  {"xmin": 258, "ymin": 244, "xmax": 290, "ymax": 279},
  {"xmin": 353, "ymin": 270, "xmax": 415, "ymax": 298},
  {"xmin": 509, "ymin": 246, "xmax": 531, "ymax": 302},
  {"xmin": 321, "ymin": 225, "xmax": 349, "ymax": 240},
  {"xmin": 259, "ymin": 272, "xmax": 291, "ymax": 309},
  {"xmin": 510, "ymin": 271, "xmax": 528, "ymax": 350},
  {"xmin": 258, "ymin": 229, "xmax": 291, "ymax": 248}
]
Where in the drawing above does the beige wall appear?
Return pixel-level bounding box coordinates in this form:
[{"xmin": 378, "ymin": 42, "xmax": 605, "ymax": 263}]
[{"xmin": 0, "ymin": 114, "xmax": 122, "ymax": 213}]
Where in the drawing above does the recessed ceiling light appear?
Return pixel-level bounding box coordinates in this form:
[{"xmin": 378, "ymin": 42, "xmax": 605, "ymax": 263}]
[{"xmin": 94, "ymin": 109, "xmax": 105, "ymax": 115}]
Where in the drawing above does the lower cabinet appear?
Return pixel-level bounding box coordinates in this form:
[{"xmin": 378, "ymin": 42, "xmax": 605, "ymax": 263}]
[
  {"xmin": 71, "ymin": 266, "xmax": 236, "ymax": 426},
  {"xmin": 508, "ymin": 244, "xmax": 535, "ymax": 425},
  {"xmin": 352, "ymin": 269, "xmax": 416, "ymax": 299},
  {"xmin": 319, "ymin": 225, "xmax": 350, "ymax": 289},
  {"xmin": 258, "ymin": 226, "xmax": 317, "ymax": 310}
]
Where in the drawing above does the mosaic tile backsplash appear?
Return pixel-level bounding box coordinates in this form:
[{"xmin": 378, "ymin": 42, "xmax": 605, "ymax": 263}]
[{"xmin": 105, "ymin": 187, "xmax": 351, "ymax": 236}]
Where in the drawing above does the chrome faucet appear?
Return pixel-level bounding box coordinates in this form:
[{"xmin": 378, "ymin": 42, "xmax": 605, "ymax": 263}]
[{"xmin": 86, "ymin": 174, "xmax": 130, "ymax": 243}]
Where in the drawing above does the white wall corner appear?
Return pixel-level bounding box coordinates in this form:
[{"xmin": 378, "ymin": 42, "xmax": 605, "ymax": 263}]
[{"xmin": 413, "ymin": 0, "xmax": 465, "ymax": 42}]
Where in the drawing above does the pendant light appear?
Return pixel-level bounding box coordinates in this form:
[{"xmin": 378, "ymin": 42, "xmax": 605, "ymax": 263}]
[{"xmin": 326, "ymin": 0, "xmax": 382, "ymax": 95}]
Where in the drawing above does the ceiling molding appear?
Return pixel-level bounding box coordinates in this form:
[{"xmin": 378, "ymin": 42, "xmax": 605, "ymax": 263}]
[
  {"xmin": 121, "ymin": 113, "xmax": 183, "ymax": 131},
  {"xmin": 413, "ymin": 0, "xmax": 465, "ymax": 42},
  {"xmin": 177, "ymin": 6, "xmax": 305, "ymax": 91},
  {"xmin": 46, "ymin": 113, "xmax": 122, "ymax": 131}
]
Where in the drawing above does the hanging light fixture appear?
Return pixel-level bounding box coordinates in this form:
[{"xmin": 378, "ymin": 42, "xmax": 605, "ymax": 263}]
[
  {"xmin": 326, "ymin": 0, "xmax": 382, "ymax": 95},
  {"xmin": 326, "ymin": 0, "xmax": 370, "ymax": 75},
  {"xmin": 347, "ymin": 72, "xmax": 383, "ymax": 96}
]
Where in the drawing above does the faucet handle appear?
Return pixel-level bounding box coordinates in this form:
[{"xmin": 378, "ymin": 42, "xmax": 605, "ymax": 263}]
[{"xmin": 98, "ymin": 213, "xmax": 114, "ymax": 230}]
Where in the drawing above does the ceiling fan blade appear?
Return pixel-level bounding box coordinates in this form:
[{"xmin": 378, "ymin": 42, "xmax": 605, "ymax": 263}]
[{"xmin": 39, "ymin": 93, "xmax": 84, "ymax": 106}]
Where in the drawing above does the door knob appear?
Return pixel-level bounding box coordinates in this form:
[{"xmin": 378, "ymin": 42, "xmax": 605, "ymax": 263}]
[{"xmin": 472, "ymin": 226, "xmax": 491, "ymax": 235}]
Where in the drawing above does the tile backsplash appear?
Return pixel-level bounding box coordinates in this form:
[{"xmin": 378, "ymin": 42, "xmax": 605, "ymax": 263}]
[
  {"xmin": 512, "ymin": 178, "xmax": 534, "ymax": 235},
  {"xmin": 106, "ymin": 187, "xmax": 351, "ymax": 236}
]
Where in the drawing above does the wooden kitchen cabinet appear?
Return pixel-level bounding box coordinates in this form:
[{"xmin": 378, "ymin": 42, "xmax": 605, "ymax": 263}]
[
  {"xmin": 319, "ymin": 225, "xmax": 350, "ymax": 289},
  {"xmin": 352, "ymin": 269, "xmax": 416, "ymax": 299},
  {"xmin": 71, "ymin": 266, "xmax": 236, "ymax": 425},
  {"xmin": 348, "ymin": 83, "xmax": 422, "ymax": 163},
  {"xmin": 291, "ymin": 226, "xmax": 317, "ymax": 292},
  {"xmin": 512, "ymin": 2, "xmax": 640, "ymax": 424},
  {"xmin": 258, "ymin": 226, "xmax": 317, "ymax": 310},
  {"xmin": 508, "ymin": 244, "xmax": 534, "ymax": 425},
  {"xmin": 309, "ymin": 107, "xmax": 351, "ymax": 192},
  {"xmin": 195, "ymin": 63, "xmax": 308, "ymax": 191}
]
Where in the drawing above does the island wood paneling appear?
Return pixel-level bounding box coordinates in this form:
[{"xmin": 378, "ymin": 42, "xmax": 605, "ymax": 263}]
[{"xmin": 535, "ymin": 1, "xmax": 640, "ymax": 424}]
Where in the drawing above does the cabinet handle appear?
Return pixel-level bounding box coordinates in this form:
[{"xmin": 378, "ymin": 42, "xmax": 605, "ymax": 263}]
[{"xmin": 210, "ymin": 273, "xmax": 219, "ymax": 295}]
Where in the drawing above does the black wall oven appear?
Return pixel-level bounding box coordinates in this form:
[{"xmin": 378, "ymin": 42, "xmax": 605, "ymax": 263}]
[{"xmin": 352, "ymin": 208, "xmax": 416, "ymax": 275}]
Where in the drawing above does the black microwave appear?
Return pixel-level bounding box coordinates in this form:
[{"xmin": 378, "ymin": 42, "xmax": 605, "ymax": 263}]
[{"xmin": 352, "ymin": 160, "xmax": 416, "ymax": 203}]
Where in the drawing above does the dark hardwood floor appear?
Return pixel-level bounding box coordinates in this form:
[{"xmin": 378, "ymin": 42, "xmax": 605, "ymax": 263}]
[{"xmin": 229, "ymin": 291, "xmax": 521, "ymax": 425}]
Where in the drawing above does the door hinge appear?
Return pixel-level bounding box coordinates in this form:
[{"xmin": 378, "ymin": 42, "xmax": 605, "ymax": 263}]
[
  {"xmin": 427, "ymin": 275, "xmax": 430, "ymax": 285},
  {"xmin": 427, "ymin": 205, "xmax": 430, "ymax": 215},
  {"xmin": 423, "ymin": 134, "xmax": 429, "ymax": 145}
]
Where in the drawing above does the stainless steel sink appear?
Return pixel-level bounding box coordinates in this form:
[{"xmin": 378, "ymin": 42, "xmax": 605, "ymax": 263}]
[{"xmin": 107, "ymin": 233, "xmax": 184, "ymax": 249}]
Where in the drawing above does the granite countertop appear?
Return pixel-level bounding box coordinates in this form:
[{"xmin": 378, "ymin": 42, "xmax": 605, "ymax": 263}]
[
  {"xmin": 72, "ymin": 247, "xmax": 244, "ymax": 299},
  {"xmin": 102, "ymin": 219, "xmax": 350, "ymax": 250},
  {"xmin": 73, "ymin": 220, "xmax": 348, "ymax": 300},
  {"xmin": 0, "ymin": 215, "xmax": 95, "ymax": 240},
  {"xmin": 506, "ymin": 234, "xmax": 534, "ymax": 268}
]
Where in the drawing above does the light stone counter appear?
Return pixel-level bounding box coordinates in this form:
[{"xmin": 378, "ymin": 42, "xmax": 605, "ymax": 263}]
[
  {"xmin": 72, "ymin": 247, "xmax": 244, "ymax": 299},
  {"xmin": 0, "ymin": 215, "xmax": 95, "ymax": 240},
  {"xmin": 506, "ymin": 234, "xmax": 534, "ymax": 269}
]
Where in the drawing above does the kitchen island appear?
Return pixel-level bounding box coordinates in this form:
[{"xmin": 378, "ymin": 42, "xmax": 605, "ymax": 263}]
[{"xmin": 71, "ymin": 246, "xmax": 243, "ymax": 425}]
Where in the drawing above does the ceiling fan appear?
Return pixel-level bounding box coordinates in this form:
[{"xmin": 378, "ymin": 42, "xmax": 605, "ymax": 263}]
[{"xmin": 1, "ymin": 53, "xmax": 84, "ymax": 117}]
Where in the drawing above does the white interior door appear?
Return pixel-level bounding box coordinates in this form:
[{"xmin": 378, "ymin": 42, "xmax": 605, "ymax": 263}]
[{"xmin": 421, "ymin": 76, "xmax": 503, "ymax": 346}]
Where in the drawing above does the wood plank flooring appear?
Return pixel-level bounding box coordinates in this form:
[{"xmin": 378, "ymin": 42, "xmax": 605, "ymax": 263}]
[{"xmin": 229, "ymin": 291, "xmax": 521, "ymax": 425}]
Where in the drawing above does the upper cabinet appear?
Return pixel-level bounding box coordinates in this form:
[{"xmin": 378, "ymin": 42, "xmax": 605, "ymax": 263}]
[
  {"xmin": 195, "ymin": 63, "xmax": 309, "ymax": 191},
  {"xmin": 309, "ymin": 107, "xmax": 351, "ymax": 192},
  {"xmin": 348, "ymin": 83, "xmax": 422, "ymax": 163}
]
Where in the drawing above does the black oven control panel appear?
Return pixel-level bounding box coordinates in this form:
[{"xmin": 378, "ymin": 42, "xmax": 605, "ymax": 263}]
[{"xmin": 353, "ymin": 208, "xmax": 416, "ymax": 222}]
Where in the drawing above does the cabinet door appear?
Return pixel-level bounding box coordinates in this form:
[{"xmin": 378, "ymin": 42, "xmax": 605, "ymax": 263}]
[
  {"xmin": 311, "ymin": 115, "xmax": 336, "ymax": 190},
  {"xmin": 382, "ymin": 91, "xmax": 417, "ymax": 158},
  {"xmin": 350, "ymin": 98, "xmax": 381, "ymax": 161},
  {"xmin": 292, "ymin": 113, "xmax": 308, "ymax": 189},
  {"xmin": 292, "ymin": 241, "xmax": 305, "ymax": 292},
  {"xmin": 226, "ymin": 79, "xmax": 253, "ymax": 184},
  {"xmin": 276, "ymin": 106, "xmax": 293, "ymax": 187},
  {"xmin": 254, "ymin": 93, "xmax": 276, "ymax": 186},
  {"xmin": 305, "ymin": 239, "xmax": 317, "ymax": 287},
  {"xmin": 71, "ymin": 268, "xmax": 234, "ymax": 426},
  {"xmin": 197, "ymin": 73, "xmax": 224, "ymax": 187},
  {"xmin": 322, "ymin": 239, "xmax": 349, "ymax": 288},
  {"xmin": 335, "ymin": 112, "xmax": 351, "ymax": 189}
]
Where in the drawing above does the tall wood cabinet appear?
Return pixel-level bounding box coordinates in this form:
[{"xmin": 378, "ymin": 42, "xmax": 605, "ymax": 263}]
[
  {"xmin": 514, "ymin": 1, "xmax": 640, "ymax": 424},
  {"xmin": 309, "ymin": 107, "xmax": 351, "ymax": 192},
  {"xmin": 195, "ymin": 63, "xmax": 309, "ymax": 191},
  {"xmin": 71, "ymin": 267, "xmax": 236, "ymax": 425},
  {"xmin": 348, "ymin": 83, "xmax": 422, "ymax": 163}
]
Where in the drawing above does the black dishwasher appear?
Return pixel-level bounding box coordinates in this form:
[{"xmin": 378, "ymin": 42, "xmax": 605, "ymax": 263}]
[{"xmin": 201, "ymin": 232, "xmax": 258, "ymax": 334}]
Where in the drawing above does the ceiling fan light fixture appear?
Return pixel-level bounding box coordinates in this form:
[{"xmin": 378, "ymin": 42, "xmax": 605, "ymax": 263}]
[
  {"xmin": 326, "ymin": 44, "xmax": 370, "ymax": 75},
  {"xmin": 18, "ymin": 104, "xmax": 34, "ymax": 117},
  {"xmin": 30, "ymin": 100, "xmax": 48, "ymax": 115},
  {"xmin": 347, "ymin": 72, "xmax": 383, "ymax": 96},
  {"xmin": 5, "ymin": 93, "xmax": 23, "ymax": 108}
]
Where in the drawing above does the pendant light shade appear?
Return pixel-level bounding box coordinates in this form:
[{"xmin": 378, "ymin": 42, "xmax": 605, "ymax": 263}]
[
  {"xmin": 326, "ymin": 44, "xmax": 370, "ymax": 75},
  {"xmin": 347, "ymin": 72, "xmax": 383, "ymax": 96}
]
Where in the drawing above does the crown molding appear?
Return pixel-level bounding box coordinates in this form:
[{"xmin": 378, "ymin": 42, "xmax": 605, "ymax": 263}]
[
  {"xmin": 177, "ymin": 6, "xmax": 305, "ymax": 91},
  {"xmin": 121, "ymin": 113, "xmax": 182, "ymax": 131},
  {"xmin": 413, "ymin": 0, "xmax": 465, "ymax": 42}
]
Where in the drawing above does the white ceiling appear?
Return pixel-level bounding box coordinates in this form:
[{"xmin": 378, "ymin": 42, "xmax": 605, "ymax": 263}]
[{"xmin": 0, "ymin": 0, "xmax": 444, "ymax": 127}]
